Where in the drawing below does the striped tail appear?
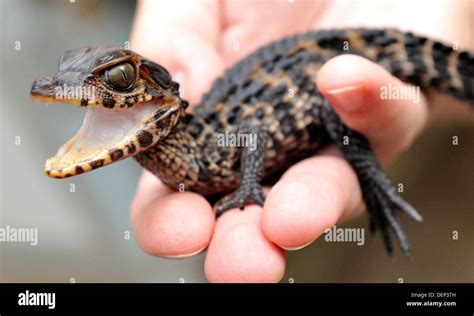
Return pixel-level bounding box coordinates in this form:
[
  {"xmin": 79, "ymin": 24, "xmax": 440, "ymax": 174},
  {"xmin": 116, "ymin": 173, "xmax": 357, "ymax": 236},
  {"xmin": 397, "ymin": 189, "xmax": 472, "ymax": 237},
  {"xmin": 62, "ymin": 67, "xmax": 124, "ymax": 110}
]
[
  {"xmin": 313, "ymin": 28, "xmax": 474, "ymax": 105},
  {"xmin": 365, "ymin": 29, "xmax": 473, "ymax": 103}
]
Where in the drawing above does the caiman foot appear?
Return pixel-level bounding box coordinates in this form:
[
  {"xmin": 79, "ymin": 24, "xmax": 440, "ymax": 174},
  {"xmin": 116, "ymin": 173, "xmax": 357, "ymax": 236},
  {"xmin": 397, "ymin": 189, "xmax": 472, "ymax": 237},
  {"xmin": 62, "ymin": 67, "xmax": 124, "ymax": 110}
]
[{"xmin": 215, "ymin": 183, "xmax": 265, "ymax": 217}]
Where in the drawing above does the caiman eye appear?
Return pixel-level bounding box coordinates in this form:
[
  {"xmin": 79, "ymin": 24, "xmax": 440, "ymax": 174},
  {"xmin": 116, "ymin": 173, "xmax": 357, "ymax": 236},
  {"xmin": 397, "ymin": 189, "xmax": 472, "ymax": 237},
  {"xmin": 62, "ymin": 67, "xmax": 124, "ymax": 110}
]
[{"xmin": 104, "ymin": 62, "xmax": 136, "ymax": 91}]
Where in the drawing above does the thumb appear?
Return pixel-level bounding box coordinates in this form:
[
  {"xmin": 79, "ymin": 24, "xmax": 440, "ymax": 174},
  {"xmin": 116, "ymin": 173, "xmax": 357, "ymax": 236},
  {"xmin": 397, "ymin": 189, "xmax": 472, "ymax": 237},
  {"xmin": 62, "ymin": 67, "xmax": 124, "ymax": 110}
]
[
  {"xmin": 316, "ymin": 54, "xmax": 428, "ymax": 162},
  {"xmin": 130, "ymin": 0, "xmax": 224, "ymax": 104}
]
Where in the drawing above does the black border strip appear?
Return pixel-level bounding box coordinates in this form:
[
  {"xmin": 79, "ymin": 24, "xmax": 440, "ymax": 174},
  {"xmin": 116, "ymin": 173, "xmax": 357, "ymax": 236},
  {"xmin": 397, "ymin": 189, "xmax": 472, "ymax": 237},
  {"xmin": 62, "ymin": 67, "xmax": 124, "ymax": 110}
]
[{"xmin": 0, "ymin": 283, "xmax": 472, "ymax": 315}]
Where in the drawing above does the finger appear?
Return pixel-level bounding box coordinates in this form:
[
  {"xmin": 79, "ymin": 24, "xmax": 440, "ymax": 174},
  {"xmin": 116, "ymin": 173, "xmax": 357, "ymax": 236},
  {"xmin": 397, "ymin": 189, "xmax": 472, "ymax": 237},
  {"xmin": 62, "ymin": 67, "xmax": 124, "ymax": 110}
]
[
  {"xmin": 261, "ymin": 146, "xmax": 364, "ymax": 250},
  {"xmin": 204, "ymin": 206, "xmax": 285, "ymax": 283},
  {"xmin": 130, "ymin": 0, "xmax": 224, "ymax": 104},
  {"xmin": 129, "ymin": 0, "xmax": 222, "ymax": 258},
  {"xmin": 130, "ymin": 170, "xmax": 215, "ymax": 257},
  {"xmin": 220, "ymin": 0, "xmax": 326, "ymax": 66},
  {"xmin": 317, "ymin": 54, "xmax": 428, "ymax": 162},
  {"xmin": 131, "ymin": 170, "xmax": 173, "ymax": 214}
]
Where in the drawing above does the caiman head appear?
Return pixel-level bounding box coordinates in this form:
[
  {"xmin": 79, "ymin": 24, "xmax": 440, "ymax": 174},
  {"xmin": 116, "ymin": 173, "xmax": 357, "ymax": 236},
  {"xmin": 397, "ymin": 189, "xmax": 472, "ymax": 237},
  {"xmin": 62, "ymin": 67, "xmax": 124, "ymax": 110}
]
[{"xmin": 31, "ymin": 46, "xmax": 188, "ymax": 178}]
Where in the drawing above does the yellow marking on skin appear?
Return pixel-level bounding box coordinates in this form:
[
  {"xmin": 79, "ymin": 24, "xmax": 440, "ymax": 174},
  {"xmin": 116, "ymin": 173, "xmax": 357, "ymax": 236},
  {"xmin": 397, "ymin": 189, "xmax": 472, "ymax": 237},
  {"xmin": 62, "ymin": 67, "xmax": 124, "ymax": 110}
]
[
  {"xmin": 419, "ymin": 40, "xmax": 438, "ymax": 84},
  {"xmin": 303, "ymin": 115, "xmax": 313, "ymax": 126},
  {"xmin": 345, "ymin": 30, "xmax": 365, "ymax": 50},
  {"xmin": 214, "ymin": 103, "xmax": 226, "ymax": 114},
  {"xmin": 378, "ymin": 30, "xmax": 407, "ymax": 69},
  {"xmin": 267, "ymin": 120, "xmax": 279, "ymax": 134},
  {"xmin": 287, "ymin": 39, "xmax": 319, "ymax": 55},
  {"xmin": 304, "ymin": 62, "xmax": 322, "ymax": 79},
  {"xmin": 345, "ymin": 30, "xmax": 378, "ymax": 60},
  {"xmin": 291, "ymin": 92, "xmax": 309, "ymax": 113},
  {"xmin": 241, "ymin": 105, "xmax": 256, "ymax": 119},
  {"xmin": 296, "ymin": 117, "xmax": 306, "ymax": 130},
  {"xmin": 178, "ymin": 169, "xmax": 187, "ymax": 178},
  {"xmin": 266, "ymin": 149, "xmax": 277, "ymax": 159},
  {"xmin": 382, "ymin": 30, "xmax": 422, "ymax": 77},
  {"xmin": 31, "ymin": 93, "xmax": 82, "ymax": 106},
  {"xmin": 250, "ymin": 67, "xmax": 299, "ymax": 101},
  {"xmin": 265, "ymin": 104, "xmax": 274, "ymax": 116},
  {"xmin": 274, "ymin": 130, "xmax": 285, "ymax": 142},
  {"xmin": 447, "ymin": 49, "xmax": 463, "ymax": 91},
  {"xmin": 195, "ymin": 125, "xmax": 214, "ymax": 149},
  {"xmin": 386, "ymin": 30, "xmax": 407, "ymax": 57}
]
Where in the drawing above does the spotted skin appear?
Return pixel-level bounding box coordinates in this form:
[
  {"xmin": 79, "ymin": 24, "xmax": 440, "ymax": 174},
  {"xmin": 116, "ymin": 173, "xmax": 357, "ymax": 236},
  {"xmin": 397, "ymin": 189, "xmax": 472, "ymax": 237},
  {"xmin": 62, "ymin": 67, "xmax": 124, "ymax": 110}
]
[{"xmin": 31, "ymin": 29, "xmax": 474, "ymax": 255}]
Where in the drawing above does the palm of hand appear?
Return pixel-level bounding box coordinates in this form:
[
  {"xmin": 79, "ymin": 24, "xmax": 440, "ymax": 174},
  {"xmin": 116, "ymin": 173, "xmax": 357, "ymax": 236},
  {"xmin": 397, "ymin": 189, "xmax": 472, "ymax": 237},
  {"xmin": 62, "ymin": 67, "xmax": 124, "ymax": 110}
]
[{"xmin": 129, "ymin": 0, "xmax": 468, "ymax": 282}]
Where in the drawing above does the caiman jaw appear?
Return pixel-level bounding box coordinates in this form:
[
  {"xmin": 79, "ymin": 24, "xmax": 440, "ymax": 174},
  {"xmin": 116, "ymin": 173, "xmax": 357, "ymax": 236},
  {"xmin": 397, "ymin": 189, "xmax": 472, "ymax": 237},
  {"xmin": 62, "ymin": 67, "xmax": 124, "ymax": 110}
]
[
  {"xmin": 43, "ymin": 99, "xmax": 170, "ymax": 178},
  {"xmin": 31, "ymin": 92, "xmax": 181, "ymax": 178},
  {"xmin": 31, "ymin": 46, "xmax": 184, "ymax": 178}
]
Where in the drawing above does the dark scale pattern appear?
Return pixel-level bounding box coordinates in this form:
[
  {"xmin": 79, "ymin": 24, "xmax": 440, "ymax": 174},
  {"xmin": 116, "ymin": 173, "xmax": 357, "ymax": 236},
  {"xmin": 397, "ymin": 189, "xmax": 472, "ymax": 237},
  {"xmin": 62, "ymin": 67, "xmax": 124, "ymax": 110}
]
[
  {"xmin": 137, "ymin": 130, "xmax": 153, "ymax": 147},
  {"xmin": 133, "ymin": 29, "xmax": 474, "ymax": 255},
  {"xmin": 109, "ymin": 149, "xmax": 124, "ymax": 162},
  {"xmin": 457, "ymin": 51, "xmax": 474, "ymax": 100},
  {"xmin": 102, "ymin": 93, "xmax": 116, "ymax": 108}
]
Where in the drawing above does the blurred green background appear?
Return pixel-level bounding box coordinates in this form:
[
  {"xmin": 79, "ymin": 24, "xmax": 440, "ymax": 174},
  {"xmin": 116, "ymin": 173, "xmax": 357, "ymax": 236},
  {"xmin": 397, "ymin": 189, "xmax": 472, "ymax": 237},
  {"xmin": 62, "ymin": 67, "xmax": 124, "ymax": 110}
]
[{"xmin": 0, "ymin": 0, "xmax": 473, "ymax": 283}]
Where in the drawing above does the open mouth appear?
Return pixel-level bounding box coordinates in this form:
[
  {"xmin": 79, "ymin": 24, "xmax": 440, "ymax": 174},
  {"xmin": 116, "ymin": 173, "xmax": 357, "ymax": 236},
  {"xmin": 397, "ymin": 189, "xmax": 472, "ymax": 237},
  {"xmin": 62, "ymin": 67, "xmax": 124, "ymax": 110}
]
[{"xmin": 43, "ymin": 99, "xmax": 159, "ymax": 178}]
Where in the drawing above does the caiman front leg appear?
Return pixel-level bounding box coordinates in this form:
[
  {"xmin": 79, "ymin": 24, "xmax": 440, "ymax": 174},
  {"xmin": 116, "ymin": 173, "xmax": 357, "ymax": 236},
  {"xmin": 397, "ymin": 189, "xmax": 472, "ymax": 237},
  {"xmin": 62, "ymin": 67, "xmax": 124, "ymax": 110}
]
[{"xmin": 215, "ymin": 120, "xmax": 268, "ymax": 217}]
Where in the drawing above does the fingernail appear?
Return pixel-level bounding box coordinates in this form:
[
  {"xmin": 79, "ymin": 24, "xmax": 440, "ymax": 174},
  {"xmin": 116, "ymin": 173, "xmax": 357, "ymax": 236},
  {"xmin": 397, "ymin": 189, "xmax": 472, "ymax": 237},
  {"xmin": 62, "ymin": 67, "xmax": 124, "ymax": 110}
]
[
  {"xmin": 325, "ymin": 85, "xmax": 364, "ymax": 113},
  {"xmin": 159, "ymin": 246, "xmax": 207, "ymax": 259},
  {"xmin": 279, "ymin": 238, "xmax": 316, "ymax": 251}
]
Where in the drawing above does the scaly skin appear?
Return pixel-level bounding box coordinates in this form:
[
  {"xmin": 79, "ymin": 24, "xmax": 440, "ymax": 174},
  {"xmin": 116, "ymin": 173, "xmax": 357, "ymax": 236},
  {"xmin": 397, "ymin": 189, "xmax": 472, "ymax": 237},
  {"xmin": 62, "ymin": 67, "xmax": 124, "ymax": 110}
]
[{"xmin": 31, "ymin": 28, "xmax": 474, "ymax": 255}]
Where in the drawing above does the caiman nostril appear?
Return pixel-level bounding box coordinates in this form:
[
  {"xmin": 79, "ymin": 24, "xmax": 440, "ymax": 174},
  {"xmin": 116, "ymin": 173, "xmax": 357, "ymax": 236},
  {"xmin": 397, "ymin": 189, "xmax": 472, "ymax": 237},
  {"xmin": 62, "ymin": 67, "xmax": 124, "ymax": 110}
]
[{"xmin": 31, "ymin": 76, "xmax": 56, "ymax": 96}]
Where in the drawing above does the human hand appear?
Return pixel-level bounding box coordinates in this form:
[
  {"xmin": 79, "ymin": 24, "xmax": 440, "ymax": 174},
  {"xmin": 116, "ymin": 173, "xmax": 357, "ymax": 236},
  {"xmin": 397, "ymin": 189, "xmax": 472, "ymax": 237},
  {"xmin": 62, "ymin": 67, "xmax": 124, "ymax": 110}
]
[{"xmin": 129, "ymin": 0, "xmax": 470, "ymax": 282}]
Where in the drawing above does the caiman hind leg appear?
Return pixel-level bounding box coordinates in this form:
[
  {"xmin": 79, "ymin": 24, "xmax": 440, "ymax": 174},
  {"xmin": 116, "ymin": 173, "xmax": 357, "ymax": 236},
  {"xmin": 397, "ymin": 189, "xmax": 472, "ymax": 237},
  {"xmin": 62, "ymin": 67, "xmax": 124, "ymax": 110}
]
[
  {"xmin": 321, "ymin": 100, "xmax": 423, "ymax": 255},
  {"xmin": 215, "ymin": 120, "xmax": 268, "ymax": 217}
]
